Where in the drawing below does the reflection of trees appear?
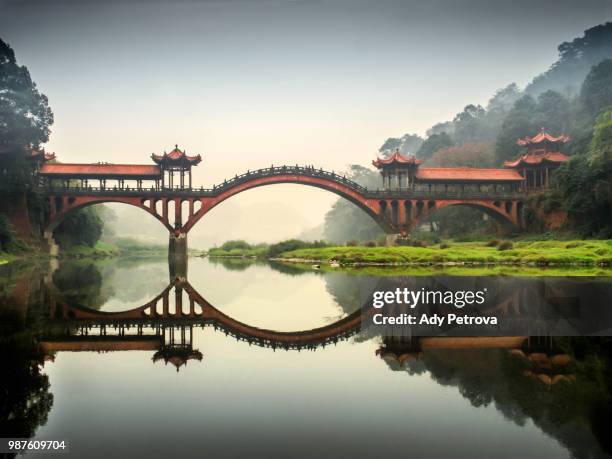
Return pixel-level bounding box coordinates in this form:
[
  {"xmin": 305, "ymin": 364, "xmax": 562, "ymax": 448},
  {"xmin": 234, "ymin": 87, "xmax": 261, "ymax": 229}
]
[
  {"xmin": 207, "ymin": 257, "xmax": 257, "ymax": 272},
  {"xmin": 52, "ymin": 262, "xmax": 109, "ymax": 309},
  {"xmin": 380, "ymin": 339, "xmax": 612, "ymax": 459},
  {"xmin": 0, "ymin": 308, "xmax": 53, "ymax": 451},
  {"xmin": 323, "ymin": 272, "xmax": 379, "ymax": 316},
  {"xmin": 52, "ymin": 259, "xmax": 168, "ymax": 308}
]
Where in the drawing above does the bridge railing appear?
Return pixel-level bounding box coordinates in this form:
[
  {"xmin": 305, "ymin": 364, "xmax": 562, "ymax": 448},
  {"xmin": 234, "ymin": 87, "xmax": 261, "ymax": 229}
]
[
  {"xmin": 33, "ymin": 165, "xmax": 523, "ymax": 200},
  {"xmin": 211, "ymin": 165, "xmax": 368, "ymax": 194}
]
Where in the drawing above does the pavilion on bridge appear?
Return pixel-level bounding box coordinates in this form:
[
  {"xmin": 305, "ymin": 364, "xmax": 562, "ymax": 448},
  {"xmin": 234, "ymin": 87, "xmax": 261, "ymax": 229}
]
[
  {"xmin": 372, "ymin": 129, "xmax": 570, "ymax": 193},
  {"xmin": 372, "ymin": 151, "xmax": 523, "ymax": 194},
  {"xmin": 151, "ymin": 145, "xmax": 201, "ymax": 189},
  {"xmin": 38, "ymin": 145, "xmax": 202, "ymax": 190},
  {"xmin": 503, "ymin": 128, "xmax": 570, "ymax": 189}
]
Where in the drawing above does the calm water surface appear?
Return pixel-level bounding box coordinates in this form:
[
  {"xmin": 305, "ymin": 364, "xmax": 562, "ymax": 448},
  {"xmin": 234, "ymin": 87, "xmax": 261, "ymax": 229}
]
[{"xmin": 1, "ymin": 257, "xmax": 611, "ymax": 459}]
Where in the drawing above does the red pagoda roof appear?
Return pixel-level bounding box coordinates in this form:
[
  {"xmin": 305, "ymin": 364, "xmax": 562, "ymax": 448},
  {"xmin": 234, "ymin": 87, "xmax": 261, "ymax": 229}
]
[
  {"xmin": 372, "ymin": 150, "xmax": 422, "ymax": 168},
  {"xmin": 517, "ymin": 129, "xmax": 570, "ymax": 147},
  {"xmin": 40, "ymin": 163, "xmax": 162, "ymax": 179},
  {"xmin": 151, "ymin": 145, "xmax": 202, "ymax": 167},
  {"xmin": 416, "ymin": 167, "xmax": 523, "ymax": 182},
  {"xmin": 503, "ymin": 152, "xmax": 569, "ymax": 168}
]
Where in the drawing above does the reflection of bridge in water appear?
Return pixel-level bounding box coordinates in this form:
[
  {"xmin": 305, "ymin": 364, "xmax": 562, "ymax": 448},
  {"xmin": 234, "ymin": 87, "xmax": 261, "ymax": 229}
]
[{"xmin": 41, "ymin": 277, "xmax": 530, "ymax": 371}]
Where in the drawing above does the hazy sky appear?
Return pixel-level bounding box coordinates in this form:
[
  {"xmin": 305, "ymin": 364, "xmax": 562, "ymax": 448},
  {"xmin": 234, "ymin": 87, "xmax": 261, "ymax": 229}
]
[{"xmin": 1, "ymin": 0, "xmax": 611, "ymax": 245}]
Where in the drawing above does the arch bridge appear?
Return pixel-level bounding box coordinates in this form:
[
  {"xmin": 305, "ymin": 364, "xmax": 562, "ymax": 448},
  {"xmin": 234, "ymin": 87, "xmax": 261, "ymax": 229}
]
[{"xmin": 40, "ymin": 164, "xmax": 524, "ymax": 254}]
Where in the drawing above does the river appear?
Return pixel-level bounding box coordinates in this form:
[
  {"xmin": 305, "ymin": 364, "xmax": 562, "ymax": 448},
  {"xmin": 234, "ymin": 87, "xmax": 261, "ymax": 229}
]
[{"xmin": 1, "ymin": 256, "xmax": 611, "ymax": 459}]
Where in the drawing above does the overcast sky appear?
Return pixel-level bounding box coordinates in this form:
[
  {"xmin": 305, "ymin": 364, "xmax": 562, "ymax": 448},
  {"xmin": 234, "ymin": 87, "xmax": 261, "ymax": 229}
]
[{"xmin": 1, "ymin": 0, "xmax": 611, "ymax": 245}]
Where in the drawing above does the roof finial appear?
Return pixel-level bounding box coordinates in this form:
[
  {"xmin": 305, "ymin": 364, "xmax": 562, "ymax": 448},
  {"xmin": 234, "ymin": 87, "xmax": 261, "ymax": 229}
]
[{"xmin": 175, "ymin": 144, "xmax": 179, "ymax": 149}]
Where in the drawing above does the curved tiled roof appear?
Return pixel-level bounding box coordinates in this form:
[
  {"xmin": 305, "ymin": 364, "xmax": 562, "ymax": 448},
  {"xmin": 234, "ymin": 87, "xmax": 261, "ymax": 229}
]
[
  {"xmin": 503, "ymin": 152, "xmax": 569, "ymax": 168},
  {"xmin": 151, "ymin": 145, "xmax": 202, "ymax": 166},
  {"xmin": 416, "ymin": 167, "xmax": 523, "ymax": 182},
  {"xmin": 40, "ymin": 163, "xmax": 162, "ymax": 178},
  {"xmin": 517, "ymin": 129, "xmax": 570, "ymax": 146},
  {"xmin": 372, "ymin": 150, "xmax": 422, "ymax": 168}
]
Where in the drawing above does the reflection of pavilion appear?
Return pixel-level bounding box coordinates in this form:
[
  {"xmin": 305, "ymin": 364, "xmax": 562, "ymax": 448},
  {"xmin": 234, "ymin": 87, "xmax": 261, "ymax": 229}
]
[{"xmin": 152, "ymin": 325, "xmax": 203, "ymax": 372}]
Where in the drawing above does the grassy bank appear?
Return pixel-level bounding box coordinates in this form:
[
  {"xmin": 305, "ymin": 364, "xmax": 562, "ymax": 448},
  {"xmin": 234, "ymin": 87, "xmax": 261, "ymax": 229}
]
[{"xmin": 277, "ymin": 240, "xmax": 612, "ymax": 267}]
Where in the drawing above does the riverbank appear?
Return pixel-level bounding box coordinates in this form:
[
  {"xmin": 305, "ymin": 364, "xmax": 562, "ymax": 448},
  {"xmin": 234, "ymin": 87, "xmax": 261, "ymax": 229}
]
[
  {"xmin": 0, "ymin": 237, "xmax": 168, "ymax": 264},
  {"xmin": 274, "ymin": 240, "xmax": 612, "ymax": 267}
]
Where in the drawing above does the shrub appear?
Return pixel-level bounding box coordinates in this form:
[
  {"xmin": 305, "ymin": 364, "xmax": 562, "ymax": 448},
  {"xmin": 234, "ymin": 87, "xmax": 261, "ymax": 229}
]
[
  {"xmin": 365, "ymin": 241, "xmax": 377, "ymax": 247},
  {"xmin": 220, "ymin": 240, "xmax": 252, "ymax": 251},
  {"xmin": 497, "ymin": 241, "xmax": 514, "ymax": 251},
  {"xmin": 439, "ymin": 243, "xmax": 450, "ymax": 249},
  {"xmin": 267, "ymin": 239, "xmax": 328, "ymax": 257},
  {"xmin": 346, "ymin": 240, "xmax": 358, "ymax": 247},
  {"xmin": 486, "ymin": 239, "xmax": 500, "ymax": 247}
]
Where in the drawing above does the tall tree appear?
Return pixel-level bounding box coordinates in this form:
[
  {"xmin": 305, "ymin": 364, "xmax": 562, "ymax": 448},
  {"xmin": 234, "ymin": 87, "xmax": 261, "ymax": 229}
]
[
  {"xmin": 555, "ymin": 109, "xmax": 612, "ymax": 237},
  {"xmin": 416, "ymin": 132, "xmax": 453, "ymax": 161},
  {"xmin": 0, "ymin": 38, "xmax": 53, "ymax": 148},
  {"xmin": 581, "ymin": 59, "xmax": 612, "ymax": 117}
]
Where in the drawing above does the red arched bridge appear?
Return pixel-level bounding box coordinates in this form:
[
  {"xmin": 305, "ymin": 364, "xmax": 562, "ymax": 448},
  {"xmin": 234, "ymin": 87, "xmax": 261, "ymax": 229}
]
[{"xmin": 40, "ymin": 163, "xmax": 525, "ymax": 253}]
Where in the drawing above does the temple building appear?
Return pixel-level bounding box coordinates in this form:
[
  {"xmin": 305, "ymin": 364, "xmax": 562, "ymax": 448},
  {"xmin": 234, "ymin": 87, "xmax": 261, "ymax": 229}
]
[
  {"xmin": 151, "ymin": 145, "xmax": 202, "ymax": 189},
  {"xmin": 503, "ymin": 129, "xmax": 570, "ymax": 189},
  {"xmin": 372, "ymin": 150, "xmax": 523, "ymax": 193}
]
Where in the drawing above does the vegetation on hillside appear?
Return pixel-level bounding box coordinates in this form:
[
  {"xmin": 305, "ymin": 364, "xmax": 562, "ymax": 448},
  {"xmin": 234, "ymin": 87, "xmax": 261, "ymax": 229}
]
[
  {"xmin": 324, "ymin": 23, "xmax": 612, "ymax": 243},
  {"xmin": 0, "ymin": 37, "xmax": 104, "ymax": 256}
]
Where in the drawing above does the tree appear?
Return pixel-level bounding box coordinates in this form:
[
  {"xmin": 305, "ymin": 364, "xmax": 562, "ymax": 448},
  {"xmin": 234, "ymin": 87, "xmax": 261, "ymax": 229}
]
[
  {"xmin": 487, "ymin": 84, "xmax": 522, "ymax": 114},
  {"xmin": 323, "ymin": 165, "xmax": 383, "ymax": 243},
  {"xmin": 555, "ymin": 110, "xmax": 612, "ymax": 237},
  {"xmin": 416, "ymin": 132, "xmax": 453, "ymax": 161},
  {"xmin": 526, "ymin": 22, "xmax": 612, "ymax": 96},
  {"xmin": 0, "ymin": 38, "xmax": 53, "ymax": 148},
  {"xmin": 495, "ymin": 91, "xmax": 572, "ymax": 163},
  {"xmin": 537, "ymin": 90, "xmax": 571, "ymax": 134},
  {"xmin": 581, "ymin": 59, "xmax": 612, "ymax": 117},
  {"xmin": 431, "ymin": 141, "xmax": 496, "ymax": 168},
  {"xmin": 379, "ymin": 133, "xmax": 423, "ymax": 157},
  {"xmin": 452, "ymin": 104, "xmax": 489, "ymax": 144}
]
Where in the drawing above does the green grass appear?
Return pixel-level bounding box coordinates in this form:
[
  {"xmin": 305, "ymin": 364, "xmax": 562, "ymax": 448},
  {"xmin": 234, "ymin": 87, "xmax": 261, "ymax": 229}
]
[{"xmin": 278, "ymin": 240, "xmax": 612, "ymax": 267}]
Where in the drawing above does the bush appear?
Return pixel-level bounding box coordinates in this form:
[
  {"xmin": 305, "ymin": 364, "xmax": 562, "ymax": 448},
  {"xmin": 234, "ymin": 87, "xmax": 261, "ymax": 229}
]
[
  {"xmin": 346, "ymin": 240, "xmax": 358, "ymax": 247},
  {"xmin": 486, "ymin": 239, "xmax": 500, "ymax": 247},
  {"xmin": 220, "ymin": 240, "xmax": 252, "ymax": 251},
  {"xmin": 439, "ymin": 243, "xmax": 450, "ymax": 249},
  {"xmin": 497, "ymin": 241, "xmax": 514, "ymax": 251},
  {"xmin": 267, "ymin": 239, "xmax": 328, "ymax": 258},
  {"xmin": 365, "ymin": 241, "xmax": 377, "ymax": 247}
]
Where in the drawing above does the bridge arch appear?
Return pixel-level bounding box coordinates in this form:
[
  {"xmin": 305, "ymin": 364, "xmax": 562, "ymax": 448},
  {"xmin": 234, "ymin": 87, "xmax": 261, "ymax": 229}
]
[
  {"xmin": 403, "ymin": 199, "xmax": 521, "ymax": 234},
  {"xmin": 181, "ymin": 172, "xmax": 389, "ymax": 233},
  {"xmin": 45, "ymin": 195, "xmax": 176, "ymax": 235}
]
